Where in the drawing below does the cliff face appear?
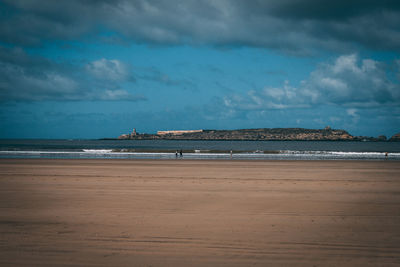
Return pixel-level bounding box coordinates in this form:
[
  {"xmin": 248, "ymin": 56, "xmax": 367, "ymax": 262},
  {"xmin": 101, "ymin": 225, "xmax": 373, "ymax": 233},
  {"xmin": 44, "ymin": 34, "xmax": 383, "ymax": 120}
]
[{"xmin": 118, "ymin": 127, "xmax": 361, "ymax": 141}]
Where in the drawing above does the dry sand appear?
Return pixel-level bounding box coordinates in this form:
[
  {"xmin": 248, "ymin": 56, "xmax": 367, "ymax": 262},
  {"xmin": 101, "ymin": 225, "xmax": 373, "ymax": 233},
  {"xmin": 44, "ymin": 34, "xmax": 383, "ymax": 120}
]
[{"xmin": 0, "ymin": 159, "xmax": 399, "ymax": 266}]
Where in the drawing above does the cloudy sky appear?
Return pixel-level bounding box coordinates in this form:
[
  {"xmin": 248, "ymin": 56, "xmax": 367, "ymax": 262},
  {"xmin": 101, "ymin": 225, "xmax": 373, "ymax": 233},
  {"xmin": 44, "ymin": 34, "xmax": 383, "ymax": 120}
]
[{"xmin": 0, "ymin": 0, "xmax": 399, "ymax": 139}]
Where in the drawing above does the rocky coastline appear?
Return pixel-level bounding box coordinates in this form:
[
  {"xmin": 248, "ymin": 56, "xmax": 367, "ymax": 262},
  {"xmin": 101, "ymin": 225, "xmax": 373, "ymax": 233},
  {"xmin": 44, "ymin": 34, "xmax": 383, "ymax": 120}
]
[
  {"xmin": 116, "ymin": 127, "xmax": 400, "ymax": 141},
  {"xmin": 389, "ymin": 133, "xmax": 400, "ymax": 142}
]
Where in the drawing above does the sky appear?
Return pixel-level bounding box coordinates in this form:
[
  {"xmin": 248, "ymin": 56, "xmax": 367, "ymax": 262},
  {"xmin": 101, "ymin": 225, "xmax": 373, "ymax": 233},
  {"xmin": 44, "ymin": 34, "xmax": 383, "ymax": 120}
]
[{"xmin": 0, "ymin": 0, "xmax": 399, "ymax": 139}]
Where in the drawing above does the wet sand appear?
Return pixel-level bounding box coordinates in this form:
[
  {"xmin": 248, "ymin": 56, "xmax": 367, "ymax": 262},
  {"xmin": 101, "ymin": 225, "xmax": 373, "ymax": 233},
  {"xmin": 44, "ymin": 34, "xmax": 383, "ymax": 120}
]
[{"xmin": 0, "ymin": 159, "xmax": 399, "ymax": 266}]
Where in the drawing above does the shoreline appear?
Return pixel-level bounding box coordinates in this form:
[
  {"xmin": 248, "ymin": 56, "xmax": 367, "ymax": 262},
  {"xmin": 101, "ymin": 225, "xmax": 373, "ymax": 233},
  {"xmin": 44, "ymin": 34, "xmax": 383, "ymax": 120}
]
[
  {"xmin": 1, "ymin": 151, "xmax": 399, "ymax": 161},
  {"xmin": 2, "ymin": 139, "xmax": 399, "ymax": 161},
  {"xmin": 0, "ymin": 157, "xmax": 399, "ymax": 162}
]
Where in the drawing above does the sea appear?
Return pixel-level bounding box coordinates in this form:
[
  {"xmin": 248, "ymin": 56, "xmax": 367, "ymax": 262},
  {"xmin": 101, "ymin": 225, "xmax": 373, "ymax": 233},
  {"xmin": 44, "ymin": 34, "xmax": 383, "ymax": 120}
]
[{"xmin": 0, "ymin": 139, "xmax": 399, "ymax": 160}]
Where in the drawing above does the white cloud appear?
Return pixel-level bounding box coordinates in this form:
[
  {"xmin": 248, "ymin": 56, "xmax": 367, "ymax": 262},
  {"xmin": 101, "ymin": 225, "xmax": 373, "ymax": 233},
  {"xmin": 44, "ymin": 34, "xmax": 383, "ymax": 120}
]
[
  {"xmin": 346, "ymin": 108, "xmax": 358, "ymax": 117},
  {"xmin": 319, "ymin": 77, "xmax": 348, "ymax": 93},
  {"xmin": 346, "ymin": 108, "xmax": 360, "ymax": 123},
  {"xmin": 332, "ymin": 54, "xmax": 359, "ymax": 74},
  {"xmin": 86, "ymin": 58, "xmax": 130, "ymax": 81},
  {"xmin": 0, "ymin": 55, "xmax": 80, "ymax": 101},
  {"xmin": 263, "ymin": 80, "xmax": 297, "ymax": 101},
  {"xmin": 223, "ymin": 54, "xmax": 400, "ymax": 111},
  {"xmin": 99, "ymin": 89, "xmax": 145, "ymax": 101},
  {"xmin": 329, "ymin": 116, "xmax": 341, "ymax": 123},
  {"xmin": 0, "ymin": 47, "xmax": 144, "ymax": 102},
  {"xmin": 305, "ymin": 54, "xmax": 399, "ymax": 105}
]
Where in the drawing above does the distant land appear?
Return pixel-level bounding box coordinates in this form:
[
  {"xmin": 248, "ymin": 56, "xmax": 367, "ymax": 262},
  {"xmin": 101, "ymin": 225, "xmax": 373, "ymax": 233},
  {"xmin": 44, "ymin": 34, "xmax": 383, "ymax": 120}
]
[{"xmin": 114, "ymin": 127, "xmax": 400, "ymax": 141}]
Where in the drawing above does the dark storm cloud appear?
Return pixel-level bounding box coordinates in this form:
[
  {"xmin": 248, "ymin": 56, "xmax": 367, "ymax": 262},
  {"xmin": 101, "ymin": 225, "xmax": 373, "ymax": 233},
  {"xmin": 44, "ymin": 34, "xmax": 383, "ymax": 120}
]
[
  {"xmin": 0, "ymin": 1, "xmax": 95, "ymax": 46},
  {"xmin": 253, "ymin": 0, "xmax": 400, "ymax": 20},
  {"xmin": 0, "ymin": 46, "xmax": 145, "ymax": 101},
  {"xmin": 1, "ymin": 0, "xmax": 400, "ymax": 53}
]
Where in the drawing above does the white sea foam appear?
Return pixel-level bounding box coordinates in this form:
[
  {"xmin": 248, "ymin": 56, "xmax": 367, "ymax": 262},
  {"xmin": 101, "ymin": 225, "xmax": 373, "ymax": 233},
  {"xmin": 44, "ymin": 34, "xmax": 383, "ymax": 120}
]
[
  {"xmin": 282, "ymin": 150, "xmax": 400, "ymax": 156},
  {"xmin": 82, "ymin": 149, "xmax": 113, "ymax": 153}
]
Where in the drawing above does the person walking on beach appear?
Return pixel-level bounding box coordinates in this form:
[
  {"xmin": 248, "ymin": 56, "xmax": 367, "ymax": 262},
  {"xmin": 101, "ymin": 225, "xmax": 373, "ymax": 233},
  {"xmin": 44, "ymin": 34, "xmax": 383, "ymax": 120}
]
[
  {"xmin": 175, "ymin": 150, "xmax": 178, "ymax": 159},
  {"xmin": 230, "ymin": 150, "xmax": 233, "ymax": 159},
  {"xmin": 180, "ymin": 149, "xmax": 183, "ymax": 158}
]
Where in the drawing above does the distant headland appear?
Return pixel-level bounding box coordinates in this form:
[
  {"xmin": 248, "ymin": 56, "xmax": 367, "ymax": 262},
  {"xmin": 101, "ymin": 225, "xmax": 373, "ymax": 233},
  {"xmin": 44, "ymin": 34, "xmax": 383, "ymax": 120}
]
[{"xmin": 114, "ymin": 127, "xmax": 400, "ymax": 141}]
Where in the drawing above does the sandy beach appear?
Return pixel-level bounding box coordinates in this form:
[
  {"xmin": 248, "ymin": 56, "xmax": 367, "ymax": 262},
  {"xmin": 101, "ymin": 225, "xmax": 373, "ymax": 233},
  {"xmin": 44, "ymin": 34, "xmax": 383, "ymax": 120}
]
[{"xmin": 0, "ymin": 159, "xmax": 399, "ymax": 266}]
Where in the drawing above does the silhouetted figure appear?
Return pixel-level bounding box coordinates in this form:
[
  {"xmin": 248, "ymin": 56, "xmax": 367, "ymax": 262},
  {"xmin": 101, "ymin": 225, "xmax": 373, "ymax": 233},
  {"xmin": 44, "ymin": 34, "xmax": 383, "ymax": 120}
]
[
  {"xmin": 175, "ymin": 150, "xmax": 178, "ymax": 159},
  {"xmin": 385, "ymin": 152, "xmax": 389, "ymax": 158},
  {"xmin": 180, "ymin": 149, "xmax": 183, "ymax": 158}
]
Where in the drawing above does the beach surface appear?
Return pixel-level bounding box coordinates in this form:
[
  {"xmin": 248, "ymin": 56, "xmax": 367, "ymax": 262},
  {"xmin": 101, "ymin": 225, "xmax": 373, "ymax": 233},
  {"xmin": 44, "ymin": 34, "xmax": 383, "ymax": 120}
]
[{"xmin": 0, "ymin": 159, "xmax": 399, "ymax": 266}]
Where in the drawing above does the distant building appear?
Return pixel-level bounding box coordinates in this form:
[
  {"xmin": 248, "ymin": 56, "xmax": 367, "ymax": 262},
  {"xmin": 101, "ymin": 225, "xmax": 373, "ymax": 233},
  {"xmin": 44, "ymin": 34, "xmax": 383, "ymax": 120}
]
[
  {"xmin": 128, "ymin": 128, "xmax": 137, "ymax": 138},
  {"xmin": 118, "ymin": 134, "xmax": 129, "ymax": 139},
  {"xmin": 157, "ymin": 129, "xmax": 203, "ymax": 136}
]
